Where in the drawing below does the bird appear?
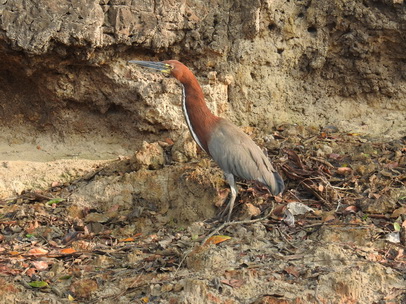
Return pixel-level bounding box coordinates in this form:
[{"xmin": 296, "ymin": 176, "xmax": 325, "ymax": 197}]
[{"xmin": 129, "ymin": 60, "xmax": 284, "ymax": 221}]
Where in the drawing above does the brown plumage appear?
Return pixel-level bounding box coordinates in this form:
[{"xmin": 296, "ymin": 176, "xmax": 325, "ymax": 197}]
[{"xmin": 130, "ymin": 59, "xmax": 284, "ymax": 221}]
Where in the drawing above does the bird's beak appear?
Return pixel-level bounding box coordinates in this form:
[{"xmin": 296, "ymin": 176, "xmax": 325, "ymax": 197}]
[{"xmin": 129, "ymin": 60, "xmax": 172, "ymax": 74}]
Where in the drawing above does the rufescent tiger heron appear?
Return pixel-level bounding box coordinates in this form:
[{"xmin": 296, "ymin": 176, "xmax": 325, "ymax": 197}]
[{"xmin": 129, "ymin": 60, "xmax": 284, "ymax": 221}]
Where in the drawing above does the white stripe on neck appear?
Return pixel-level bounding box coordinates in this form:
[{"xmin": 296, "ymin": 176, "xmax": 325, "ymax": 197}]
[{"xmin": 181, "ymin": 84, "xmax": 204, "ymax": 151}]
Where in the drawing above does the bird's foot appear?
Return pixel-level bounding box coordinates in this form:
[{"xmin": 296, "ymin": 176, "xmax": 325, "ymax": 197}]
[{"xmin": 216, "ymin": 202, "xmax": 233, "ymax": 222}]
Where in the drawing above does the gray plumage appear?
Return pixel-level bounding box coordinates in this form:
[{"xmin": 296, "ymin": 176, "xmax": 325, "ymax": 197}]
[
  {"xmin": 208, "ymin": 119, "xmax": 284, "ymax": 219},
  {"xmin": 208, "ymin": 119, "xmax": 284, "ymax": 194}
]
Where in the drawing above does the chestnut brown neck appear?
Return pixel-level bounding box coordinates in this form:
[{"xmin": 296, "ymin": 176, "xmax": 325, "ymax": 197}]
[{"xmin": 178, "ymin": 70, "xmax": 219, "ymax": 154}]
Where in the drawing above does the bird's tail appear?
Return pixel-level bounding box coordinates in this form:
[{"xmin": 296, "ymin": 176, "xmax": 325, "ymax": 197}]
[{"xmin": 270, "ymin": 171, "xmax": 284, "ymax": 195}]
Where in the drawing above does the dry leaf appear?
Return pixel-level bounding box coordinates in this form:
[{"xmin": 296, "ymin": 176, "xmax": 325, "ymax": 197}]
[
  {"xmin": 121, "ymin": 237, "xmax": 135, "ymax": 242},
  {"xmin": 323, "ymin": 213, "xmax": 336, "ymax": 222},
  {"xmin": 313, "ymin": 209, "xmax": 323, "ymax": 216},
  {"xmin": 391, "ymin": 207, "xmax": 406, "ymax": 218},
  {"xmin": 27, "ymin": 247, "xmax": 48, "ymax": 256},
  {"xmin": 204, "ymin": 235, "xmax": 231, "ymax": 246},
  {"xmin": 328, "ymin": 153, "xmax": 341, "ymax": 160},
  {"xmin": 395, "ymin": 249, "xmax": 404, "ymax": 260},
  {"xmin": 0, "ymin": 265, "xmax": 21, "ymax": 275},
  {"xmin": 344, "ymin": 205, "xmax": 358, "ymax": 213},
  {"xmin": 220, "ymin": 279, "xmax": 244, "ymax": 288},
  {"xmin": 48, "ymin": 240, "xmax": 59, "ymax": 247},
  {"xmin": 274, "ymin": 195, "xmax": 283, "ymax": 203},
  {"xmin": 164, "ymin": 138, "xmax": 174, "ymax": 145},
  {"xmin": 284, "ymin": 265, "xmax": 300, "ymax": 277},
  {"xmin": 244, "ymin": 203, "xmax": 261, "ymax": 217},
  {"xmin": 26, "ymin": 268, "xmax": 37, "ymax": 277},
  {"xmin": 59, "ymin": 248, "xmax": 76, "ymax": 254},
  {"xmin": 25, "ymin": 221, "xmax": 39, "ymax": 234},
  {"xmin": 272, "ymin": 204, "xmax": 287, "ymax": 219},
  {"xmin": 31, "ymin": 261, "xmax": 49, "ymax": 271}
]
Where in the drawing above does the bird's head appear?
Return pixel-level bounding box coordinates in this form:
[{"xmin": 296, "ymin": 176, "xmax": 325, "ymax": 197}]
[{"xmin": 129, "ymin": 60, "xmax": 188, "ymax": 82}]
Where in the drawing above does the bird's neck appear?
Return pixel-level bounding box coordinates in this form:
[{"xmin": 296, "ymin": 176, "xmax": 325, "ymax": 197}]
[{"xmin": 180, "ymin": 77, "xmax": 219, "ymax": 154}]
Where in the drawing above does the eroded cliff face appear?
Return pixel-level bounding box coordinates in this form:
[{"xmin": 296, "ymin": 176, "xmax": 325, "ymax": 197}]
[{"xmin": 1, "ymin": 0, "xmax": 405, "ymax": 163}]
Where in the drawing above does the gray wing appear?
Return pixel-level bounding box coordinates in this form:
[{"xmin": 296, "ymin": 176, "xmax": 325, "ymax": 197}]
[{"xmin": 208, "ymin": 119, "xmax": 284, "ymax": 195}]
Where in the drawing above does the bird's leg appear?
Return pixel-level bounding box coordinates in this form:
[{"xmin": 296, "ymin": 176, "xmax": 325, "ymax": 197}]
[
  {"xmin": 224, "ymin": 173, "xmax": 237, "ymax": 222},
  {"xmin": 217, "ymin": 173, "xmax": 237, "ymax": 221}
]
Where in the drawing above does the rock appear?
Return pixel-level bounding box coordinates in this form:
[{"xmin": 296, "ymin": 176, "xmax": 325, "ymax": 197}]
[
  {"xmin": 131, "ymin": 141, "xmax": 165, "ymax": 170},
  {"xmin": 171, "ymin": 132, "xmax": 197, "ymax": 163},
  {"xmin": 84, "ymin": 212, "xmax": 110, "ymax": 223}
]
